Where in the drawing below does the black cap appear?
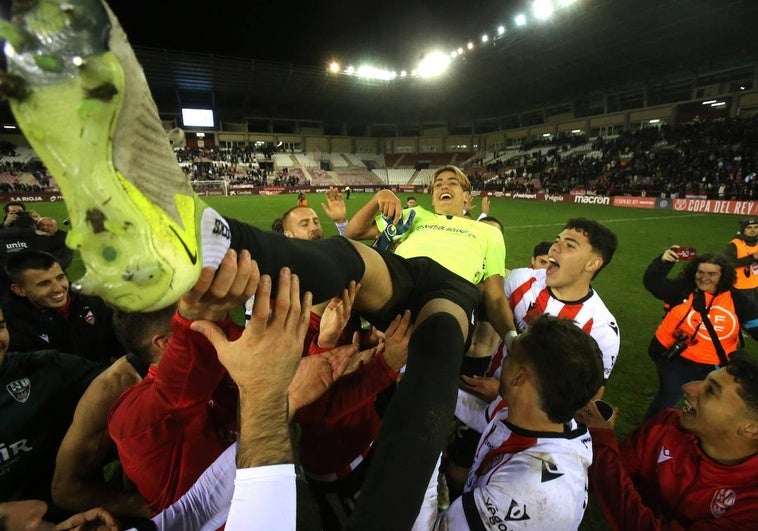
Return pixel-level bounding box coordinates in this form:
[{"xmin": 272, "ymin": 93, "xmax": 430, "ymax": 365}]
[{"xmin": 741, "ymin": 218, "xmax": 758, "ymax": 232}]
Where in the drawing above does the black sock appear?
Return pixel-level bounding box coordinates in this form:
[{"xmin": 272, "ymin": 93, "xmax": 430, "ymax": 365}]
[
  {"xmin": 226, "ymin": 217, "xmax": 365, "ymax": 303},
  {"xmin": 351, "ymin": 313, "xmax": 465, "ymax": 530}
]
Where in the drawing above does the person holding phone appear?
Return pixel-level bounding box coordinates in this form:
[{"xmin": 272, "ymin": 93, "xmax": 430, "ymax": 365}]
[{"xmin": 642, "ymin": 248, "xmax": 758, "ymax": 419}]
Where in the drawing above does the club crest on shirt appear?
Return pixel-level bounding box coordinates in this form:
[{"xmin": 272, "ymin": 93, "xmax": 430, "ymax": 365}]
[
  {"xmin": 6, "ymin": 378, "xmax": 30, "ymax": 403},
  {"xmin": 710, "ymin": 488, "xmax": 736, "ymax": 518},
  {"xmin": 83, "ymin": 310, "xmax": 96, "ymax": 325}
]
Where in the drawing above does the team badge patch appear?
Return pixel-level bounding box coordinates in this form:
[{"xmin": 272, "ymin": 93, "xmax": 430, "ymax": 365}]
[
  {"xmin": 711, "ymin": 489, "xmax": 736, "ymax": 518},
  {"xmin": 6, "ymin": 378, "xmax": 30, "ymax": 403}
]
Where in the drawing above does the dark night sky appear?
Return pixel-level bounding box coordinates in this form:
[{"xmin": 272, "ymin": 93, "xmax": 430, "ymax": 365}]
[{"xmin": 113, "ymin": 0, "xmax": 525, "ymax": 68}]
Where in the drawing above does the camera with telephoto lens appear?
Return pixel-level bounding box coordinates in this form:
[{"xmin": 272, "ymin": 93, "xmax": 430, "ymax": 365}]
[{"xmin": 662, "ymin": 330, "xmax": 689, "ymax": 360}]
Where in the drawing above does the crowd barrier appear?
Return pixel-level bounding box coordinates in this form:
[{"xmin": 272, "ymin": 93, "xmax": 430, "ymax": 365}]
[{"xmin": 2, "ymin": 189, "xmax": 756, "ymax": 216}]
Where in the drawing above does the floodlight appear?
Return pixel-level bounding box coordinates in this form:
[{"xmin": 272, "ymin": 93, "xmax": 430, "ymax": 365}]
[
  {"xmin": 571, "ymin": 129, "xmax": 582, "ymax": 133},
  {"xmin": 458, "ymin": 47, "xmax": 464, "ymax": 54},
  {"xmin": 740, "ymin": 86, "xmax": 746, "ymax": 90},
  {"xmin": 649, "ymin": 119, "xmax": 660, "ymax": 124},
  {"xmin": 497, "ymin": 26, "xmax": 505, "ymax": 35},
  {"xmin": 418, "ymin": 51, "xmax": 450, "ymax": 78},
  {"xmin": 542, "ymin": 133, "xmax": 551, "ymax": 137},
  {"xmin": 451, "ymin": 51, "xmax": 458, "ymax": 58},
  {"xmin": 711, "ymin": 102, "xmax": 726, "ymax": 107},
  {"xmin": 702, "ymin": 100, "xmax": 716, "ymax": 105},
  {"xmin": 346, "ymin": 65, "xmax": 355, "ymax": 74},
  {"xmin": 411, "ymin": 69, "xmax": 418, "ymax": 76},
  {"xmin": 3, "ymin": 125, "xmax": 16, "ymax": 129},
  {"xmin": 557, "ymin": 0, "xmax": 577, "ymax": 6},
  {"xmin": 532, "ymin": 0, "xmax": 554, "ymax": 20},
  {"xmin": 329, "ymin": 61, "xmax": 340, "ymax": 73},
  {"xmin": 467, "ymin": 42, "xmax": 474, "ymax": 50},
  {"xmin": 400, "ymin": 70, "xmax": 407, "ymax": 77},
  {"xmin": 481, "ymin": 34, "xmax": 489, "ymax": 43},
  {"xmin": 515, "ymin": 14, "xmax": 527, "ymax": 26}
]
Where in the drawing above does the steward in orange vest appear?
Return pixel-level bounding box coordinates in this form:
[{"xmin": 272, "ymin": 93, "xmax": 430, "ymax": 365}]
[{"xmin": 725, "ymin": 218, "xmax": 758, "ymax": 303}]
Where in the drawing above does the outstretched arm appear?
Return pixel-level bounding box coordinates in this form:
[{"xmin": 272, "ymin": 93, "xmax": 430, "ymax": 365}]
[{"xmin": 345, "ymin": 189, "xmax": 401, "ymax": 240}]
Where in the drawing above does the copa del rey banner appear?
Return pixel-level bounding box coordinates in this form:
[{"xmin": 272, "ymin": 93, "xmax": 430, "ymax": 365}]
[{"xmin": 668, "ymin": 198, "xmax": 758, "ymax": 216}]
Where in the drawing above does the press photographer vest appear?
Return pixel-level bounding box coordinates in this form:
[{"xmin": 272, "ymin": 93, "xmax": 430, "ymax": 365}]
[
  {"xmin": 730, "ymin": 237, "xmax": 758, "ymax": 290},
  {"xmin": 655, "ymin": 291, "xmax": 739, "ymax": 365}
]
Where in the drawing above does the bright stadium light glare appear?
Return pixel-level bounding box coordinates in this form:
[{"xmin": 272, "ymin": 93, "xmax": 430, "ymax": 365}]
[
  {"xmin": 328, "ymin": 61, "xmax": 340, "ymax": 73},
  {"xmin": 542, "ymin": 133, "xmax": 551, "ymax": 137},
  {"xmin": 557, "ymin": 0, "xmax": 577, "ymax": 6},
  {"xmin": 411, "ymin": 69, "xmax": 418, "ymax": 76},
  {"xmin": 400, "ymin": 70, "xmax": 407, "ymax": 77},
  {"xmin": 515, "ymin": 13, "xmax": 527, "ymax": 26},
  {"xmin": 711, "ymin": 102, "xmax": 726, "ymax": 107},
  {"xmin": 571, "ymin": 129, "xmax": 582, "ymax": 133},
  {"xmin": 457, "ymin": 47, "xmax": 464, "ymax": 54},
  {"xmin": 346, "ymin": 65, "xmax": 355, "ymax": 74},
  {"xmin": 533, "ymin": 0, "xmax": 554, "ymax": 20},
  {"xmin": 481, "ymin": 34, "xmax": 489, "ymax": 43},
  {"xmin": 467, "ymin": 42, "xmax": 474, "ymax": 50},
  {"xmin": 649, "ymin": 119, "xmax": 660, "ymax": 124},
  {"xmin": 451, "ymin": 50, "xmax": 458, "ymax": 58},
  {"xmin": 417, "ymin": 51, "xmax": 451, "ymax": 78},
  {"xmin": 390, "ymin": 71, "xmax": 397, "ymax": 79},
  {"xmin": 701, "ymin": 100, "xmax": 716, "ymax": 105},
  {"xmin": 497, "ymin": 25, "xmax": 505, "ymax": 35}
]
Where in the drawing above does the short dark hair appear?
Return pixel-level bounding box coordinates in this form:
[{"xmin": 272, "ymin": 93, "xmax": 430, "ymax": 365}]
[
  {"xmin": 5, "ymin": 250, "xmax": 60, "ymax": 285},
  {"xmin": 479, "ymin": 216, "xmax": 503, "ymax": 232},
  {"xmin": 513, "ymin": 315, "xmax": 604, "ymax": 423},
  {"xmin": 532, "ymin": 240, "xmax": 552, "ymax": 258},
  {"xmin": 682, "ymin": 252, "xmax": 736, "ymax": 293},
  {"xmin": 3, "ymin": 201, "xmax": 25, "ymax": 214},
  {"xmin": 112, "ymin": 304, "xmax": 176, "ymax": 363},
  {"xmin": 271, "ymin": 217, "xmax": 284, "ymax": 233},
  {"xmin": 563, "ymin": 218, "xmax": 618, "ymax": 277},
  {"xmin": 407, "ymin": 196, "xmax": 416, "ymax": 202},
  {"xmin": 726, "ymin": 350, "xmax": 758, "ymax": 416}
]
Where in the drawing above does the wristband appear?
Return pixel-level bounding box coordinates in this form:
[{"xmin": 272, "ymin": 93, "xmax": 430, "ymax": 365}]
[{"xmin": 504, "ymin": 330, "xmax": 518, "ymax": 349}]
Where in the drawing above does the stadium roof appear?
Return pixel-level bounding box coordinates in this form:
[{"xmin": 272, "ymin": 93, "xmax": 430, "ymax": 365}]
[{"xmin": 2, "ymin": 0, "xmax": 758, "ymax": 129}]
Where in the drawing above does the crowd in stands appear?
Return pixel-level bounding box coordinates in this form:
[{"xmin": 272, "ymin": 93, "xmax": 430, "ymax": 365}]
[
  {"xmin": 2, "ymin": 116, "xmax": 758, "ymax": 200},
  {"xmin": 474, "ymin": 116, "xmax": 758, "ymax": 199}
]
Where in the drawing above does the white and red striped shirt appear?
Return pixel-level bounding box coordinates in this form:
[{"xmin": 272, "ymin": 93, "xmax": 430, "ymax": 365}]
[{"xmin": 490, "ymin": 268, "xmax": 619, "ymax": 381}]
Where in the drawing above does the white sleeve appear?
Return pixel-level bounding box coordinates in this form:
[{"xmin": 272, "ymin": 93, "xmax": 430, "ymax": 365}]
[
  {"xmin": 224, "ymin": 464, "xmax": 297, "ymax": 531},
  {"xmin": 455, "ymin": 390, "xmax": 496, "ymax": 433},
  {"xmin": 152, "ymin": 443, "xmax": 236, "ymax": 531}
]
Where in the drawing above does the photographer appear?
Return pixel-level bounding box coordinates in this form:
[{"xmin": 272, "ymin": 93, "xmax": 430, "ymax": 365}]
[
  {"xmin": 2, "ymin": 200, "xmax": 40, "ymax": 228},
  {"xmin": 642, "ymin": 247, "xmax": 758, "ymax": 420}
]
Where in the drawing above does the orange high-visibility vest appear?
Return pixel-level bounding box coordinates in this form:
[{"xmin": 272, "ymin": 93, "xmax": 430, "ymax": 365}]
[
  {"xmin": 655, "ymin": 291, "xmax": 739, "ymax": 365},
  {"xmin": 731, "ymin": 237, "xmax": 758, "ymax": 290}
]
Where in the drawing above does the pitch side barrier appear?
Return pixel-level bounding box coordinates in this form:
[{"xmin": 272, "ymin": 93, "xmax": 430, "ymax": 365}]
[
  {"xmin": 473, "ymin": 191, "xmax": 758, "ymax": 216},
  {"xmin": 4, "ymin": 189, "xmax": 757, "ymax": 216}
]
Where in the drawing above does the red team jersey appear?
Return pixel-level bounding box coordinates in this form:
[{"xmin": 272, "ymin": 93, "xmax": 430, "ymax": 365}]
[{"xmin": 589, "ymin": 409, "xmax": 758, "ymax": 529}]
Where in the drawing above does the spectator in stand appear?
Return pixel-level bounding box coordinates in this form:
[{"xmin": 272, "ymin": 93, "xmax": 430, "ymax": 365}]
[
  {"xmin": 52, "ymin": 305, "xmax": 176, "ymax": 518},
  {"xmin": 725, "ymin": 218, "xmax": 758, "ymax": 306},
  {"xmin": 642, "ymin": 249, "xmax": 758, "ymax": 420},
  {"xmin": 579, "ymin": 350, "xmax": 758, "ymax": 529},
  {"xmin": 297, "ymin": 191, "xmax": 308, "ymax": 207},
  {"xmin": 2, "ymin": 251, "xmax": 123, "ymax": 363}
]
